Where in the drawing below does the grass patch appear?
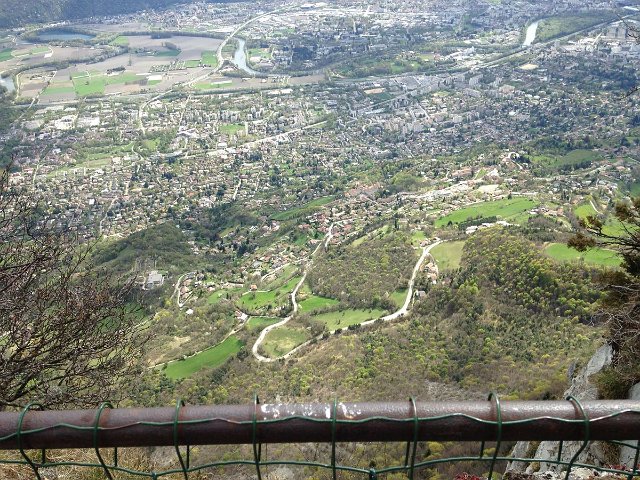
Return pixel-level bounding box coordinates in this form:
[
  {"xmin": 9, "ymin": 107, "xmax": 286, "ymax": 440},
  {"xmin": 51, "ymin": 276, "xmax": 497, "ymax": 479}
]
[
  {"xmin": 42, "ymin": 85, "xmax": 75, "ymax": 95},
  {"xmin": 185, "ymin": 59, "xmax": 201, "ymax": 68},
  {"xmin": 219, "ymin": 123, "xmax": 244, "ymax": 135},
  {"xmin": 163, "ymin": 336, "xmax": 243, "ymax": 379},
  {"xmin": 435, "ymin": 198, "xmax": 536, "ymax": 228},
  {"xmin": 194, "ymin": 81, "xmax": 232, "ymax": 90},
  {"xmin": 536, "ymin": 12, "xmax": 614, "ymax": 43},
  {"xmin": 207, "ymin": 287, "xmax": 242, "ymax": 305},
  {"xmin": 532, "ymin": 149, "xmax": 601, "ymax": 171},
  {"xmin": 72, "ymin": 72, "xmax": 140, "ymax": 96},
  {"xmin": 201, "ymin": 51, "xmax": 218, "ymax": 67},
  {"xmin": 156, "ymin": 49, "xmax": 180, "ymax": 57},
  {"xmin": 298, "ymin": 294, "xmax": 339, "ymax": 313},
  {"xmin": 430, "ymin": 241, "xmax": 466, "ymax": 271},
  {"xmin": 0, "ymin": 49, "xmax": 13, "ymax": 62},
  {"xmin": 271, "ymin": 196, "xmax": 334, "ymax": 221},
  {"xmin": 110, "ymin": 36, "xmax": 129, "ymax": 46},
  {"xmin": 261, "ymin": 327, "xmax": 309, "ymax": 358},
  {"xmin": 311, "ymin": 308, "xmax": 386, "ymax": 331},
  {"xmin": 247, "ymin": 316, "xmax": 280, "ymax": 331},
  {"xmin": 574, "ymin": 202, "xmax": 597, "ymax": 220},
  {"xmin": 544, "ymin": 243, "xmax": 621, "ymax": 268},
  {"xmin": 389, "ymin": 289, "xmax": 407, "ymax": 308}
]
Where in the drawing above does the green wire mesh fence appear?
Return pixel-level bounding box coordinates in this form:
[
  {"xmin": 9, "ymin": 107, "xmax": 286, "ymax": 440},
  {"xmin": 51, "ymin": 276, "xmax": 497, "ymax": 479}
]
[{"xmin": 0, "ymin": 394, "xmax": 639, "ymax": 479}]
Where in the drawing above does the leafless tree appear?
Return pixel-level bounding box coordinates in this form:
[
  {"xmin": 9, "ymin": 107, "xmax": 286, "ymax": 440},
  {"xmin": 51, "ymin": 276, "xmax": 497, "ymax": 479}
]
[{"xmin": 0, "ymin": 166, "xmax": 147, "ymax": 409}]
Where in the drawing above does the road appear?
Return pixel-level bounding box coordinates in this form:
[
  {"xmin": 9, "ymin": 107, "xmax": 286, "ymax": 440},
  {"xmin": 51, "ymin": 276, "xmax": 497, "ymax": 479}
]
[
  {"xmin": 173, "ymin": 272, "xmax": 195, "ymax": 308},
  {"xmin": 251, "ymin": 223, "xmax": 335, "ymax": 362},
  {"xmin": 252, "ymin": 237, "xmax": 441, "ymax": 363}
]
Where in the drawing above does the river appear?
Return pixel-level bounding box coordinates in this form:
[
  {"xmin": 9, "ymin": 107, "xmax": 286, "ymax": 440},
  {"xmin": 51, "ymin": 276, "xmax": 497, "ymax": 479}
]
[
  {"xmin": 0, "ymin": 75, "xmax": 15, "ymax": 93},
  {"xmin": 523, "ymin": 21, "xmax": 539, "ymax": 47},
  {"xmin": 232, "ymin": 38, "xmax": 261, "ymax": 76}
]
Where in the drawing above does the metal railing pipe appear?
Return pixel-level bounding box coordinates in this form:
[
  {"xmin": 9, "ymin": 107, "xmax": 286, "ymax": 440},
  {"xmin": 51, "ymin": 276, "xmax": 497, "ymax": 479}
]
[{"xmin": 0, "ymin": 400, "xmax": 639, "ymax": 450}]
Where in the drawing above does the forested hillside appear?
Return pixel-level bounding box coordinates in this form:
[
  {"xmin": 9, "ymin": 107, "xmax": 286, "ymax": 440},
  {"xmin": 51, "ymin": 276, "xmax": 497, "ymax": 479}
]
[{"xmin": 0, "ymin": 0, "xmax": 241, "ymax": 27}]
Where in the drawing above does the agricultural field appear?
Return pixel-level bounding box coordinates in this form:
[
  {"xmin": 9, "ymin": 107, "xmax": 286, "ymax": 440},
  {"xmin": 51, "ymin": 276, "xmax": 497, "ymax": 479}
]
[
  {"xmin": 310, "ymin": 308, "xmax": 386, "ymax": 331},
  {"xmin": 238, "ymin": 276, "xmax": 300, "ymax": 312},
  {"xmin": 110, "ymin": 36, "xmax": 129, "ymax": 46},
  {"xmin": 261, "ymin": 327, "xmax": 309, "ymax": 358},
  {"xmin": 430, "ymin": 241, "xmax": 466, "ymax": 271},
  {"xmin": 544, "ymin": 243, "xmax": 621, "ymax": 268},
  {"xmin": 435, "ymin": 198, "xmax": 536, "ymax": 227},
  {"xmin": 163, "ymin": 336, "xmax": 244, "ymax": 379},
  {"xmin": 72, "ymin": 71, "xmax": 141, "ymax": 96},
  {"xmin": 195, "ymin": 80, "xmax": 233, "ymax": 90}
]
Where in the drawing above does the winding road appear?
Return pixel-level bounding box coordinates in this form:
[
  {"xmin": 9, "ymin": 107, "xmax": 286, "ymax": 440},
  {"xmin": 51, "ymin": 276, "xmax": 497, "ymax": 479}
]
[
  {"xmin": 251, "ymin": 237, "xmax": 441, "ymax": 363},
  {"xmin": 251, "ymin": 223, "xmax": 336, "ymax": 362}
]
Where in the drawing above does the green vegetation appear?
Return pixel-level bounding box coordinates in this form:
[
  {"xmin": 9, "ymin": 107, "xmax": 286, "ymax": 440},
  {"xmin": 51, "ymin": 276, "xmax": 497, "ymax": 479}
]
[
  {"xmin": 184, "ymin": 59, "xmax": 200, "ymax": 68},
  {"xmin": 430, "ymin": 241, "xmax": 466, "ymax": 271},
  {"xmin": 207, "ymin": 287, "xmax": 242, "ymax": 305},
  {"xmin": 435, "ymin": 198, "xmax": 536, "ymax": 228},
  {"xmin": 155, "ymin": 49, "xmax": 180, "ymax": 57},
  {"xmin": 308, "ymin": 232, "xmax": 417, "ymax": 309},
  {"xmin": 544, "ymin": 243, "xmax": 620, "ymax": 268},
  {"xmin": 311, "ymin": 308, "xmax": 386, "ymax": 331},
  {"xmin": 194, "ymin": 81, "xmax": 231, "ymax": 90},
  {"xmin": 536, "ymin": 12, "xmax": 615, "ymax": 43},
  {"xmin": 247, "ymin": 317, "xmax": 280, "ymax": 331},
  {"xmin": 574, "ymin": 202, "xmax": 597, "ymax": 220},
  {"xmin": 42, "ymin": 85, "xmax": 75, "ymax": 95},
  {"xmin": 389, "ymin": 289, "xmax": 407, "ymax": 308},
  {"xmin": 72, "ymin": 71, "xmax": 140, "ymax": 96},
  {"xmin": 238, "ymin": 277, "xmax": 300, "ymax": 314},
  {"xmin": 92, "ymin": 222, "xmax": 196, "ymax": 273},
  {"xmin": 0, "ymin": 49, "xmax": 13, "ymax": 62},
  {"xmin": 271, "ymin": 196, "xmax": 334, "ymax": 221},
  {"xmin": 201, "ymin": 51, "xmax": 217, "ymax": 67},
  {"xmin": 261, "ymin": 327, "xmax": 309, "ymax": 358},
  {"xmin": 298, "ymin": 294, "xmax": 339, "ymax": 313},
  {"xmin": 163, "ymin": 336, "xmax": 243, "ymax": 379},
  {"xmin": 110, "ymin": 36, "xmax": 129, "ymax": 46},
  {"xmin": 531, "ymin": 149, "xmax": 601, "ymax": 172},
  {"xmin": 219, "ymin": 123, "xmax": 244, "ymax": 135}
]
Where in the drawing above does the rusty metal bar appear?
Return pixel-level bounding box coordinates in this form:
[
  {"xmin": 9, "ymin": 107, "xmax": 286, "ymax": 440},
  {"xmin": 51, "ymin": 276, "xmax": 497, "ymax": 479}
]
[{"xmin": 1, "ymin": 400, "xmax": 639, "ymax": 450}]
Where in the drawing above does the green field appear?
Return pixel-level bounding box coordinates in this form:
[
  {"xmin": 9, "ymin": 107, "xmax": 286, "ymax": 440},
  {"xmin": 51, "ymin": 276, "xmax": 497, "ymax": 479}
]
[
  {"xmin": 163, "ymin": 336, "xmax": 244, "ymax": 379},
  {"xmin": 247, "ymin": 317, "xmax": 280, "ymax": 331},
  {"xmin": 536, "ymin": 13, "xmax": 614, "ymax": 43},
  {"xmin": 156, "ymin": 49, "xmax": 180, "ymax": 57},
  {"xmin": 42, "ymin": 85, "xmax": 75, "ymax": 95},
  {"xmin": 239, "ymin": 276, "xmax": 300, "ymax": 311},
  {"xmin": 72, "ymin": 71, "xmax": 140, "ymax": 96},
  {"xmin": 201, "ymin": 51, "xmax": 218, "ymax": 67},
  {"xmin": 271, "ymin": 196, "xmax": 334, "ymax": 221},
  {"xmin": 185, "ymin": 59, "xmax": 201, "ymax": 68},
  {"xmin": 219, "ymin": 123, "xmax": 245, "ymax": 135},
  {"xmin": 30, "ymin": 47, "xmax": 50, "ymax": 54},
  {"xmin": 389, "ymin": 289, "xmax": 407, "ymax": 308},
  {"xmin": 311, "ymin": 308, "xmax": 386, "ymax": 331},
  {"xmin": 0, "ymin": 49, "xmax": 13, "ymax": 62},
  {"xmin": 574, "ymin": 202, "xmax": 597, "ymax": 220},
  {"xmin": 194, "ymin": 81, "xmax": 232, "ymax": 90},
  {"xmin": 298, "ymin": 294, "xmax": 339, "ymax": 312},
  {"xmin": 544, "ymin": 243, "xmax": 621, "ymax": 268},
  {"xmin": 435, "ymin": 198, "xmax": 536, "ymax": 228},
  {"xmin": 430, "ymin": 241, "xmax": 466, "ymax": 271},
  {"xmin": 207, "ymin": 287, "xmax": 242, "ymax": 305},
  {"xmin": 110, "ymin": 36, "xmax": 129, "ymax": 46},
  {"xmin": 261, "ymin": 328, "xmax": 309, "ymax": 358},
  {"xmin": 532, "ymin": 149, "xmax": 601, "ymax": 171},
  {"xmin": 248, "ymin": 48, "xmax": 271, "ymax": 59}
]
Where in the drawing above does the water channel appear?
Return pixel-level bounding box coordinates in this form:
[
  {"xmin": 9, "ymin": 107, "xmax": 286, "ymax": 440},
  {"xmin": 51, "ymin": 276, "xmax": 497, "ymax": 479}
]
[
  {"xmin": 36, "ymin": 30, "xmax": 95, "ymax": 42},
  {"xmin": 0, "ymin": 75, "xmax": 15, "ymax": 93},
  {"xmin": 523, "ymin": 21, "xmax": 540, "ymax": 47},
  {"xmin": 231, "ymin": 38, "xmax": 261, "ymax": 76}
]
